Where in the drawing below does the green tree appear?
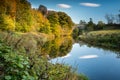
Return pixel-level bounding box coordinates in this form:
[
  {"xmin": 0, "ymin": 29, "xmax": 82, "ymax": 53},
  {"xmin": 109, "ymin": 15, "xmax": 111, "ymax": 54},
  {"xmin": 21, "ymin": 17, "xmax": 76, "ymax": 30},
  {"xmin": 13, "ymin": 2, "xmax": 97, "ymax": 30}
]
[
  {"xmin": 72, "ymin": 27, "xmax": 79, "ymax": 39},
  {"xmin": 57, "ymin": 12, "xmax": 74, "ymax": 35},
  {"xmin": 58, "ymin": 12, "xmax": 73, "ymax": 29},
  {"xmin": 47, "ymin": 11, "xmax": 59, "ymax": 28},
  {"xmin": 86, "ymin": 18, "xmax": 95, "ymax": 31},
  {"xmin": 97, "ymin": 21, "xmax": 105, "ymax": 30},
  {"xmin": 39, "ymin": 20, "xmax": 51, "ymax": 34},
  {"xmin": 47, "ymin": 11, "xmax": 61, "ymax": 36},
  {"xmin": 38, "ymin": 5, "xmax": 47, "ymax": 17}
]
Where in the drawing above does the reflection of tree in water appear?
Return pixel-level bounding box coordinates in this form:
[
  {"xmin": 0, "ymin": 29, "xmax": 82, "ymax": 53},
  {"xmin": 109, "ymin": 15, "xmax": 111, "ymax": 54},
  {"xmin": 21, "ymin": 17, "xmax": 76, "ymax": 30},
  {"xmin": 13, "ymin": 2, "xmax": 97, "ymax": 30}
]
[
  {"xmin": 116, "ymin": 53, "xmax": 120, "ymax": 58},
  {"xmin": 41, "ymin": 36, "xmax": 73, "ymax": 58},
  {"xmin": 78, "ymin": 41, "xmax": 120, "ymax": 58},
  {"xmin": 59, "ymin": 39, "xmax": 73, "ymax": 57}
]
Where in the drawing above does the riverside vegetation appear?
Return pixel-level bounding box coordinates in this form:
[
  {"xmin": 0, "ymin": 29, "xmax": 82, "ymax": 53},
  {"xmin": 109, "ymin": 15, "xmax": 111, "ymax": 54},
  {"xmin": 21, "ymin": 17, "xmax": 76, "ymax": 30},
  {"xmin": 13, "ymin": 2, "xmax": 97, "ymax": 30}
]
[
  {"xmin": 0, "ymin": 0, "xmax": 88, "ymax": 80},
  {"xmin": 79, "ymin": 30, "xmax": 120, "ymax": 51},
  {"xmin": 1, "ymin": 0, "xmax": 119, "ymax": 80},
  {"xmin": 0, "ymin": 33, "xmax": 88, "ymax": 80},
  {"xmin": 73, "ymin": 15, "xmax": 120, "ymax": 51}
]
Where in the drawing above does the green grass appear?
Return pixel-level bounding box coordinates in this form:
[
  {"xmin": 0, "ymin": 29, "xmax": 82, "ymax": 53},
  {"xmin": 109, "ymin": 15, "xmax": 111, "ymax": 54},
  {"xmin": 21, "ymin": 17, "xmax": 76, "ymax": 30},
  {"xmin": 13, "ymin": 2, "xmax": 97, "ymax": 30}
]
[{"xmin": 79, "ymin": 30, "xmax": 120, "ymax": 50}]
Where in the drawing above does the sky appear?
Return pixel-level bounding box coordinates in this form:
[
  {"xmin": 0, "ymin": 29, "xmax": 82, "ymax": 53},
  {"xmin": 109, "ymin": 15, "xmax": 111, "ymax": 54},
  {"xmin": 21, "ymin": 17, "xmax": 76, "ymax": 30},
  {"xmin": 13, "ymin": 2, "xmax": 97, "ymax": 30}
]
[{"xmin": 28, "ymin": 0, "xmax": 120, "ymax": 24}]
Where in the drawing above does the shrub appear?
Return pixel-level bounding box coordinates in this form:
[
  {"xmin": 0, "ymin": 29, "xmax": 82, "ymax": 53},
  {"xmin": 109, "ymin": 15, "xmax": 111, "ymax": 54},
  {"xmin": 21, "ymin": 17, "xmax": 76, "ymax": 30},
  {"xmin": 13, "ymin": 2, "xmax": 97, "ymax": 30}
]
[{"xmin": 0, "ymin": 41, "xmax": 34, "ymax": 80}]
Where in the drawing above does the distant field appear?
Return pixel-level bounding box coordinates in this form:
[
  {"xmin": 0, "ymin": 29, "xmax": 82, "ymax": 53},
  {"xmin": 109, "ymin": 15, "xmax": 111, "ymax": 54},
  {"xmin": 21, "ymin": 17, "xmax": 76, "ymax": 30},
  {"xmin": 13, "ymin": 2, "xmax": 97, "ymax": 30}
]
[{"xmin": 79, "ymin": 30, "xmax": 120, "ymax": 49}]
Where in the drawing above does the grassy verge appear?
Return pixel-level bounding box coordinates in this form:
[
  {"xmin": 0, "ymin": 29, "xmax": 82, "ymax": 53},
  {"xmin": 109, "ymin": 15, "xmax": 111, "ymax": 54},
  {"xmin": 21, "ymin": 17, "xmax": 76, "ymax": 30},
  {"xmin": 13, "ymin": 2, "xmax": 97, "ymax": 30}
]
[
  {"xmin": 0, "ymin": 31, "xmax": 88, "ymax": 80},
  {"xmin": 79, "ymin": 30, "xmax": 120, "ymax": 50}
]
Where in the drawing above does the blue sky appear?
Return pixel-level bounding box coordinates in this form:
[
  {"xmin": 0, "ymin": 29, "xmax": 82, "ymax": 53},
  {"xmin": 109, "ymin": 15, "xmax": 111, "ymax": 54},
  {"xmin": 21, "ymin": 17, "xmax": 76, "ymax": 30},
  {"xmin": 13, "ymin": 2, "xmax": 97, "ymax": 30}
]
[{"xmin": 28, "ymin": 0, "xmax": 120, "ymax": 24}]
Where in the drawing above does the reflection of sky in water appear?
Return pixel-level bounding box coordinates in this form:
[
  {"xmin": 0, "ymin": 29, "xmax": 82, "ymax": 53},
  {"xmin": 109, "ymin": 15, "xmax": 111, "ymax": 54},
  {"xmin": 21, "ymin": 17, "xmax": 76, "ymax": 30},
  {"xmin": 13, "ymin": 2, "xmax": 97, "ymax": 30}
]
[
  {"xmin": 50, "ymin": 43, "xmax": 120, "ymax": 80},
  {"xmin": 61, "ymin": 54, "xmax": 71, "ymax": 58},
  {"xmin": 79, "ymin": 55, "xmax": 99, "ymax": 59}
]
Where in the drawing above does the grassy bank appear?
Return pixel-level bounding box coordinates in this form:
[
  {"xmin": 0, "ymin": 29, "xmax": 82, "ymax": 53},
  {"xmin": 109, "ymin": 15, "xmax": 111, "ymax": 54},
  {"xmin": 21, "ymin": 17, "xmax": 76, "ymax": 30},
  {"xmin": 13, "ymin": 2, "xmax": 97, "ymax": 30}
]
[
  {"xmin": 0, "ymin": 31, "xmax": 88, "ymax": 80},
  {"xmin": 79, "ymin": 30, "xmax": 120, "ymax": 50},
  {"xmin": 0, "ymin": 31, "xmax": 55, "ymax": 54}
]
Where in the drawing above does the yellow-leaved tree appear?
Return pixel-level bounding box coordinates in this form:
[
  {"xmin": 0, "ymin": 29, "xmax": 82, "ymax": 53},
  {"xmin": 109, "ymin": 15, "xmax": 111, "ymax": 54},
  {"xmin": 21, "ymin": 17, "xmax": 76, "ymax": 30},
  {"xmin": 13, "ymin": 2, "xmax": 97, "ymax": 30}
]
[
  {"xmin": 0, "ymin": 14, "xmax": 15, "ymax": 31},
  {"xmin": 32, "ymin": 9, "xmax": 51, "ymax": 34}
]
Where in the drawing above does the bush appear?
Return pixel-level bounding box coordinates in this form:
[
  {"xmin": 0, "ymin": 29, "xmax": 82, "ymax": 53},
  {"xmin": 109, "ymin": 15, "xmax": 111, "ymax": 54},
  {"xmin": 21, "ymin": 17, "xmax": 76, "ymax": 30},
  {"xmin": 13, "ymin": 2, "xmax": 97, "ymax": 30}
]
[{"xmin": 0, "ymin": 41, "xmax": 34, "ymax": 80}]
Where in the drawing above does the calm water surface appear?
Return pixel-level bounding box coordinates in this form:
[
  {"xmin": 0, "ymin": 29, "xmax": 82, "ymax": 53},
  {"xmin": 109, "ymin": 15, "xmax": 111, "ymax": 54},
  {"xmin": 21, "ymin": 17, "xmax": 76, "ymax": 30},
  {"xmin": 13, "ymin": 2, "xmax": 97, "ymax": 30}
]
[{"xmin": 50, "ymin": 42, "xmax": 120, "ymax": 80}]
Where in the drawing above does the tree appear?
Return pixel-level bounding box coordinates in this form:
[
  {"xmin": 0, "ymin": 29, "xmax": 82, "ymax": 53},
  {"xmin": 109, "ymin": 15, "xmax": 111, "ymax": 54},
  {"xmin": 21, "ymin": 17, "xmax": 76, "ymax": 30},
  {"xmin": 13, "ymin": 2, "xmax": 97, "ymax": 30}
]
[
  {"xmin": 0, "ymin": 0, "xmax": 73, "ymax": 35},
  {"xmin": 32, "ymin": 9, "xmax": 51, "ymax": 34},
  {"xmin": 38, "ymin": 5, "xmax": 47, "ymax": 17},
  {"xmin": 79, "ymin": 20, "xmax": 86, "ymax": 30},
  {"xmin": 6, "ymin": 0, "xmax": 16, "ymax": 19},
  {"xmin": 0, "ymin": 14, "xmax": 15, "ymax": 31},
  {"xmin": 47, "ymin": 11, "xmax": 74, "ymax": 35},
  {"xmin": 86, "ymin": 18, "xmax": 95, "ymax": 31},
  {"xmin": 97, "ymin": 21, "xmax": 105, "ymax": 30},
  {"xmin": 57, "ymin": 12, "xmax": 73, "ymax": 29},
  {"xmin": 79, "ymin": 20, "xmax": 86, "ymax": 25},
  {"xmin": 47, "ymin": 11, "xmax": 59, "ymax": 26},
  {"xmin": 15, "ymin": 0, "xmax": 32, "ymax": 32},
  {"xmin": 0, "ymin": 0, "xmax": 6, "ymax": 14},
  {"xmin": 0, "ymin": 0, "xmax": 16, "ymax": 30},
  {"xmin": 39, "ymin": 20, "xmax": 51, "ymax": 34},
  {"xmin": 72, "ymin": 27, "xmax": 80, "ymax": 39},
  {"xmin": 0, "ymin": 0, "xmax": 33, "ymax": 32},
  {"xmin": 57, "ymin": 12, "xmax": 74, "ymax": 35},
  {"xmin": 47, "ymin": 11, "xmax": 61, "ymax": 36},
  {"xmin": 118, "ymin": 10, "xmax": 120, "ymax": 24},
  {"xmin": 105, "ymin": 14, "xmax": 115, "ymax": 24}
]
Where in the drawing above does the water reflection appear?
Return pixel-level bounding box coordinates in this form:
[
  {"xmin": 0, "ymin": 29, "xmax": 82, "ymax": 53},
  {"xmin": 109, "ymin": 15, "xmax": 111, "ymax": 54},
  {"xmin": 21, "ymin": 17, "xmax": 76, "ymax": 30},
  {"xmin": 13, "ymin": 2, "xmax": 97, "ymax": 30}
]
[
  {"xmin": 61, "ymin": 54, "xmax": 71, "ymax": 58},
  {"xmin": 79, "ymin": 55, "xmax": 99, "ymax": 59},
  {"xmin": 41, "ymin": 36, "xmax": 73, "ymax": 58},
  {"xmin": 41, "ymin": 36, "xmax": 120, "ymax": 59},
  {"xmin": 78, "ymin": 41, "xmax": 120, "ymax": 58},
  {"xmin": 50, "ymin": 42, "xmax": 120, "ymax": 80}
]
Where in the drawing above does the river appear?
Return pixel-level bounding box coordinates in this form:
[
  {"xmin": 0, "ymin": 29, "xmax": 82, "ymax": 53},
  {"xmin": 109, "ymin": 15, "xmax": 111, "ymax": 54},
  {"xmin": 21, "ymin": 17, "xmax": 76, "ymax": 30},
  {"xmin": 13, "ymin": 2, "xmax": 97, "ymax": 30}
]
[{"xmin": 50, "ymin": 40, "xmax": 120, "ymax": 80}]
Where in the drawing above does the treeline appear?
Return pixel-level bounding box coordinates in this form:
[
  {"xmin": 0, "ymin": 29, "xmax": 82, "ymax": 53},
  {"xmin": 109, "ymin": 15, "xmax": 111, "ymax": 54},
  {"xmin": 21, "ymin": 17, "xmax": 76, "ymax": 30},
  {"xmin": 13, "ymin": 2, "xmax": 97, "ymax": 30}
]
[
  {"xmin": 0, "ymin": 0, "xmax": 73, "ymax": 36},
  {"xmin": 74, "ymin": 12, "xmax": 120, "ymax": 36},
  {"xmin": 105, "ymin": 12, "xmax": 120, "ymax": 24},
  {"xmin": 72, "ymin": 18, "xmax": 106, "ymax": 38},
  {"xmin": 72, "ymin": 10, "xmax": 120, "ymax": 35},
  {"xmin": 80, "ymin": 17, "xmax": 120, "ymax": 31}
]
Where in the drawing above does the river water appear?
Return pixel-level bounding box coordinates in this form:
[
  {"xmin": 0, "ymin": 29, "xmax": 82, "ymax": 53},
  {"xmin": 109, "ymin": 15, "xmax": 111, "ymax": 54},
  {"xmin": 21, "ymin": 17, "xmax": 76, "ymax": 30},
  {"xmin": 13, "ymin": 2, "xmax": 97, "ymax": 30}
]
[{"xmin": 50, "ymin": 41, "xmax": 120, "ymax": 80}]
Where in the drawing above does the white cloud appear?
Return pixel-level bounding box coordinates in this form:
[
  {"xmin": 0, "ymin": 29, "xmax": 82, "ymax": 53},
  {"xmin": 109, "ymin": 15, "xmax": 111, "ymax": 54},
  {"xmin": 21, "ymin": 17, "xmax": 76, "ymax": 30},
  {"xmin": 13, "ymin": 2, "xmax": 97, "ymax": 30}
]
[
  {"xmin": 79, "ymin": 55, "xmax": 99, "ymax": 59},
  {"xmin": 57, "ymin": 4, "xmax": 71, "ymax": 9},
  {"xmin": 80, "ymin": 2, "xmax": 101, "ymax": 7}
]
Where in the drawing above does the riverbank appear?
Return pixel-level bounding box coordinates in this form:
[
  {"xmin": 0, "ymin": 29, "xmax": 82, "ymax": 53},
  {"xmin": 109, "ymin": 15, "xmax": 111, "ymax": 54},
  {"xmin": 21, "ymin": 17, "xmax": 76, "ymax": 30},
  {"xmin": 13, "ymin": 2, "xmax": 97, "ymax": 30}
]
[
  {"xmin": 0, "ymin": 31, "xmax": 88, "ymax": 80},
  {"xmin": 79, "ymin": 30, "xmax": 120, "ymax": 50}
]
